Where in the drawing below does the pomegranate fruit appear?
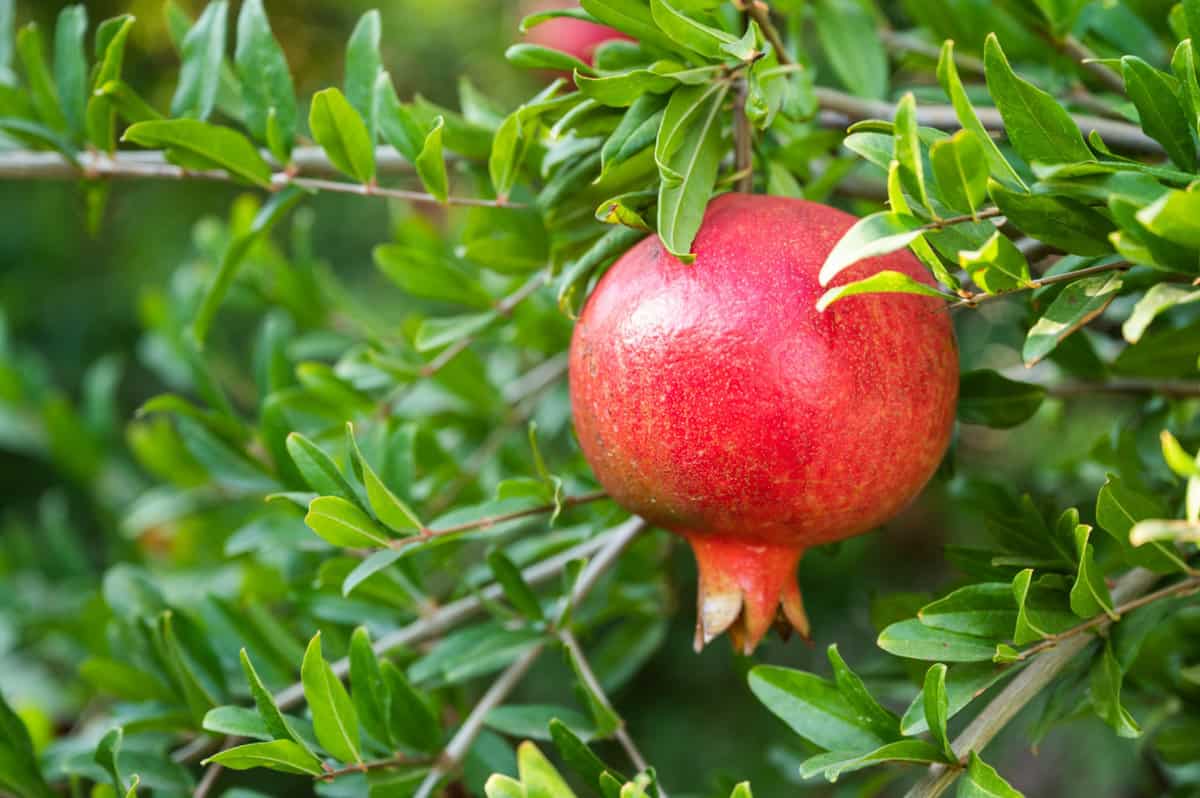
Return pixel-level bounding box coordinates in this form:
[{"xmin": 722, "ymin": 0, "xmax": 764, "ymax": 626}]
[
  {"xmin": 521, "ymin": 0, "xmax": 633, "ymax": 66},
  {"xmin": 568, "ymin": 194, "xmax": 958, "ymax": 653}
]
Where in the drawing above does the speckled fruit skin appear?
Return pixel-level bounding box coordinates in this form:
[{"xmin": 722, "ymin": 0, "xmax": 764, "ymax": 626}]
[
  {"xmin": 568, "ymin": 193, "xmax": 959, "ymax": 653},
  {"xmin": 522, "ymin": 1, "xmax": 633, "ymax": 66}
]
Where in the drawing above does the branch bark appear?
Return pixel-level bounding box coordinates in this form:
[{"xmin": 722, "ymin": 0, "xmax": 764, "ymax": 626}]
[{"xmin": 904, "ymin": 567, "xmax": 1165, "ymax": 798}]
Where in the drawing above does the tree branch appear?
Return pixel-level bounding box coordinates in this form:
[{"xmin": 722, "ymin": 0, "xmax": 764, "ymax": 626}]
[
  {"xmin": 413, "ymin": 518, "xmax": 648, "ymax": 798},
  {"xmin": 1047, "ymin": 378, "xmax": 1200, "ymax": 399},
  {"xmin": 559, "ymin": 629, "xmax": 659, "ymax": 786},
  {"xmin": 1055, "ymin": 33, "xmax": 1126, "ymax": 95},
  {"xmin": 904, "ymin": 567, "xmax": 1168, "ymax": 798},
  {"xmin": 951, "ymin": 260, "xmax": 1130, "ymax": 309}
]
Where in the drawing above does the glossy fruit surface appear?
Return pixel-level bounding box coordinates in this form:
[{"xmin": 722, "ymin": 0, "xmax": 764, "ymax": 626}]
[{"xmin": 569, "ymin": 193, "xmax": 959, "ymax": 652}]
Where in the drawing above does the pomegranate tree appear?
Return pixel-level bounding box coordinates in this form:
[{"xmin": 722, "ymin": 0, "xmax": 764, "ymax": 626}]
[{"xmin": 569, "ymin": 194, "xmax": 959, "ymax": 653}]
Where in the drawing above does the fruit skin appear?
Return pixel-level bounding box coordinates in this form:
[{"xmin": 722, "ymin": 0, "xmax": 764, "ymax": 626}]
[
  {"xmin": 521, "ymin": 1, "xmax": 633, "ymax": 66},
  {"xmin": 568, "ymin": 193, "xmax": 958, "ymax": 653}
]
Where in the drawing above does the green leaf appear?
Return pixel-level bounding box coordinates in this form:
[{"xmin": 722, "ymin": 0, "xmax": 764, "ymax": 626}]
[
  {"xmin": 747, "ymin": 665, "xmax": 892, "ymax": 751},
  {"xmin": 486, "ymin": 774, "xmax": 527, "ymax": 798},
  {"xmin": 1089, "ymin": 640, "xmax": 1140, "ymax": 738},
  {"xmin": 415, "ymin": 311, "xmax": 498, "ymax": 352},
  {"xmin": 96, "ymin": 80, "xmax": 163, "ymax": 123},
  {"xmin": 800, "ymin": 740, "xmax": 948, "ymax": 782},
  {"xmin": 656, "ymin": 82, "xmax": 728, "ymax": 261},
  {"xmin": 53, "ymin": 6, "xmax": 88, "ymax": 142},
  {"xmin": 876, "ymin": 620, "xmax": 998, "ymax": 662},
  {"xmin": 577, "ymin": 65, "xmax": 683, "ymax": 107},
  {"xmin": 826, "ymin": 645, "xmax": 899, "ymax": 741},
  {"xmin": 16, "ymin": 23, "xmax": 66, "ymax": 131},
  {"xmin": 285, "ymin": 432, "xmax": 357, "ymax": 501},
  {"xmin": 0, "ymin": 116, "xmax": 79, "ymax": 163},
  {"xmin": 85, "ymin": 15, "xmax": 134, "ymax": 152},
  {"xmin": 301, "ymin": 633, "xmax": 362, "ymax": 763},
  {"xmin": 94, "ymin": 727, "xmax": 125, "ymax": 795},
  {"xmin": 894, "ymin": 93, "xmax": 931, "ymax": 214},
  {"xmin": 602, "ymin": 94, "xmax": 665, "ymax": 174},
  {"xmin": 958, "ymin": 752, "xmax": 1023, "ymax": 798},
  {"xmin": 235, "ymin": 0, "xmax": 296, "ymax": 162},
  {"xmin": 1096, "ymin": 474, "xmax": 1192, "ymax": 573},
  {"xmin": 414, "ymin": 116, "xmax": 448, "ymax": 203},
  {"xmin": 517, "ymin": 742, "xmax": 577, "ymax": 798},
  {"xmin": 306, "ymin": 495, "xmax": 391, "ymax": 549},
  {"xmin": 1161, "ymin": 430, "xmax": 1199, "ymax": 478},
  {"xmin": 937, "ymin": 41, "xmax": 1025, "ymax": 190},
  {"xmin": 485, "ymin": 705, "xmax": 593, "ymax": 742},
  {"xmin": 549, "ymin": 719, "xmax": 626, "ymax": 788},
  {"xmin": 1068, "ymin": 523, "xmax": 1113, "ymax": 618},
  {"xmin": 349, "ymin": 627, "xmax": 391, "ymax": 748},
  {"xmin": 309, "ymin": 87, "xmax": 375, "ymax": 183},
  {"xmin": 983, "ymin": 31, "xmax": 1091, "ymax": 165},
  {"xmin": 957, "ymin": 370, "xmax": 1046, "ymax": 429},
  {"xmin": 344, "ymin": 11, "xmax": 381, "ymax": 140},
  {"xmin": 192, "ymin": 186, "xmax": 305, "ymax": 345},
  {"xmin": 1023, "ymin": 273, "xmax": 1122, "ymax": 366},
  {"xmin": 506, "ymin": 43, "xmax": 595, "ymax": 76},
  {"xmin": 382, "ymin": 661, "xmax": 442, "ymax": 752},
  {"xmin": 930, "ymin": 129, "xmax": 988, "ymax": 216},
  {"xmin": 918, "ymin": 583, "xmax": 1018, "ymax": 638},
  {"xmin": 123, "ymin": 119, "xmax": 272, "ymax": 187},
  {"xmin": 923, "ymin": 664, "xmax": 955, "ymax": 760},
  {"xmin": 1010, "ymin": 569, "xmax": 1076, "ymax": 645},
  {"xmin": 203, "ymin": 705, "xmax": 271, "ymax": 739},
  {"xmin": 1122, "ymin": 284, "xmax": 1200, "ymax": 343},
  {"xmin": 816, "ymin": 270, "xmax": 950, "ymax": 311},
  {"xmin": 900, "ymin": 663, "xmax": 1016, "ymax": 735},
  {"xmin": 488, "ymin": 549, "xmax": 544, "ymax": 620},
  {"xmin": 579, "ymin": 0, "xmax": 679, "ymax": 53},
  {"xmin": 0, "ymin": 689, "xmax": 53, "ymax": 798},
  {"xmin": 345, "ymin": 423, "xmax": 422, "ymax": 532},
  {"xmin": 171, "ymin": 1, "xmax": 226, "ymax": 120},
  {"xmin": 958, "ymin": 231, "xmax": 1031, "ymax": 294},
  {"xmin": 557, "ymin": 225, "xmax": 645, "ymax": 315},
  {"xmin": 239, "ymin": 649, "xmax": 310, "ymax": 750},
  {"xmin": 1122, "ymin": 56, "xmax": 1198, "ymax": 172},
  {"xmin": 373, "ymin": 245, "xmax": 491, "ymax": 308},
  {"xmin": 648, "ymin": 0, "xmax": 736, "ymax": 60},
  {"xmin": 989, "ymin": 182, "xmax": 1115, "ymax": 255},
  {"xmin": 205, "ymin": 740, "xmax": 324, "ymax": 775},
  {"xmin": 1135, "ymin": 188, "xmax": 1200, "ymax": 249},
  {"xmin": 818, "ymin": 212, "xmax": 925, "ymax": 286},
  {"xmin": 814, "ymin": 0, "xmax": 887, "ymax": 100}
]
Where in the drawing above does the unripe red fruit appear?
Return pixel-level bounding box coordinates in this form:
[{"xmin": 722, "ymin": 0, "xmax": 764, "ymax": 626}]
[
  {"xmin": 521, "ymin": 1, "xmax": 633, "ymax": 66},
  {"xmin": 569, "ymin": 194, "xmax": 959, "ymax": 653}
]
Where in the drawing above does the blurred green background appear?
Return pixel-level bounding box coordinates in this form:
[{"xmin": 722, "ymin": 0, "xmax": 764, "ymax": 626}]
[{"xmin": 0, "ymin": 2, "xmax": 1158, "ymax": 796}]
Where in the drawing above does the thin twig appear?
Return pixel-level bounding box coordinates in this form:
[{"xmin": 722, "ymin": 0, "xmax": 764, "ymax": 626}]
[
  {"xmin": 559, "ymin": 629, "xmax": 658, "ymax": 786},
  {"xmin": 1056, "ymin": 33, "xmax": 1126, "ymax": 94},
  {"xmin": 320, "ymin": 753, "xmax": 434, "ymax": 781},
  {"xmin": 413, "ymin": 518, "xmax": 648, "ymax": 798},
  {"xmin": 389, "ymin": 490, "xmax": 609, "ymax": 547},
  {"xmin": 951, "ymin": 260, "xmax": 1130, "ymax": 309},
  {"xmin": 0, "ymin": 147, "xmax": 509, "ymax": 207},
  {"xmin": 192, "ymin": 739, "xmax": 231, "ymax": 798},
  {"xmin": 904, "ymin": 568, "xmax": 1167, "ymax": 798},
  {"xmin": 922, "ymin": 207, "xmax": 1003, "ymax": 231}
]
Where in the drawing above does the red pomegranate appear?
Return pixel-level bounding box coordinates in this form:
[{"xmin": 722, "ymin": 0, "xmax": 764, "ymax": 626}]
[
  {"xmin": 568, "ymin": 194, "xmax": 958, "ymax": 654},
  {"xmin": 522, "ymin": 1, "xmax": 633, "ymax": 66}
]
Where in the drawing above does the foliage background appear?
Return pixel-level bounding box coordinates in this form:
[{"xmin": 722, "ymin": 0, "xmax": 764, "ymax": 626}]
[{"xmin": 1, "ymin": 0, "xmax": 1195, "ymax": 797}]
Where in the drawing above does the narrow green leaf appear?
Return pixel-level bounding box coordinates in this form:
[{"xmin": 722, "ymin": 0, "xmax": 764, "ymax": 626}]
[
  {"xmin": 1069, "ymin": 523, "xmax": 1114, "ymax": 618},
  {"xmin": 1023, "ymin": 273, "xmax": 1123, "ymax": 366},
  {"xmin": 818, "ymin": 212, "xmax": 925, "ymax": 286},
  {"xmin": 171, "ymin": 1, "xmax": 226, "ymax": 120},
  {"xmin": 1089, "ymin": 640, "xmax": 1141, "ymax": 738},
  {"xmin": 344, "ymin": 10, "xmax": 381, "ymax": 141},
  {"xmin": 989, "ymin": 182, "xmax": 1115, "ymax": 255},
  {"xmin": 16, "ymin": 23, "xmax": 65, "ymax": 130},
  {"xmin": 53, "ymin": 6, "xmax": 88, "ymax": 142},
  {"xmin": 85, "ymin": 15, "xmax": 134, "ymax": 152},
  {"xmin": 346, "ymin": 422, "xmax": 422, "ymax": 531},
  {"xmin": 285, "ymin": 432, "xmax": 357, "ymax": 501},
  {"xmin": 94, "ymin": 727, "xmax": 125, "ymax": 795},
  {"xmin": 900, "ymin": 663, "xmax": 1016, "ymax": 735},
  {"xmin": 931, "ymin": 129, "xmax": 987, "ymax": 215},
  {"xmin": 816, "ymin": 270, "xmax": 951, "ymax": 311},
  {"xmin": 919, "ymin": 583, "xmax": 1018, "ymax": 638},
  {"xmin": 814, "ymin": 0, "xmax": 887, "ymax": 100},
  {"xmin": 239, "ymin": 649, "xmax": 310, "ymax": 750},
  {"xmin": 1122, "ymin": 56, "xmax": 1197, "ymax": 171},
  {"xmin": 579, "ymin": 0, "xmax": 679, "ymax": 53},
  {"xmin": 235, "ymin": 0, "xmax": 296, "ymax": 162},
  {"xmin": 801, "ymin": 740, "xmax": 947, "ymax": 782},
  {"xmin": 747, "ymin": 666, "xmax": 892, "ymax": 751},
  {"xmin": 1136, "ymin": 188, "xmax": 1200, "ymax": 249},
  {"xmin": 1097, "ymin": 474, "xmax": 1192, "ymax": 573},
  {"xmin": 923, "ymin": 664, "xmax": 955, "ymax": 760},
  {"xmin": 656, "ymin": 82, "xmax": 727, "ymax": 261},
  {"xmin": 382, "ymin": 661, "xmax": 442, "ymax": 752},
  {"xmin": 958, "ymin": 231, "xmax": 1030, "ymax": 294},
  {"xmin": 958, "ymin": 752, "xmax": 1023, "ymax": 798},
  {"xmin": 488, "ymin": 549, "xmax": 544, "ymax": 620},
  {"xmin": 826, "ymin": 645, "xmax": 899, "ymax": 741},
  {"xmin": 937, "ymin": 41, "xmax": 1025, "ymax": 190},
  {"xmin": 349, "ymin": 627, "xmax": 391, "ymax": 748},
  {"xmin": 983, "ymin": 33, "xmax": 1092, "ymax": 166},
  {"xmin": 205, "ymin": 740, "xmax": 324, "ymax": 775},
  {"xmin": 310, "ymin": 87, "xmax": 375, "ymax": 183},
  {"xmin": 1123, "ymin": 284, "xmax": 1200, "ymax": 343},
  {"xmin": 893, "ymin": 93, "xmax": 930, "ymax": 214},
  {"xmin": 306, "ymin": 495, "xmax": 391, "ymax": 549},
  {"xmin": 506, "ymin": 43, "xmax": 595, "ymax": 76},
  {"xmin": 517, "ymin": 742, "xmax": 576, "ymax": 798},
  {"xmin": 649, "ymin": 0, "xmax": 736, "ymax": 60},
  {"xmin": 301, "ymin": 633, "xmax": 362, "ymax": 763},
  {"xmin": 123, "ymin": 119, "xmax": 272, "ymax": 186},
  {"xmin": 415, "ymin": 116, "xmax": 448, "ymax": 203},
  {"xmin": 877, "ymin": 619, "xmax": 998, "ymax": 662}
]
